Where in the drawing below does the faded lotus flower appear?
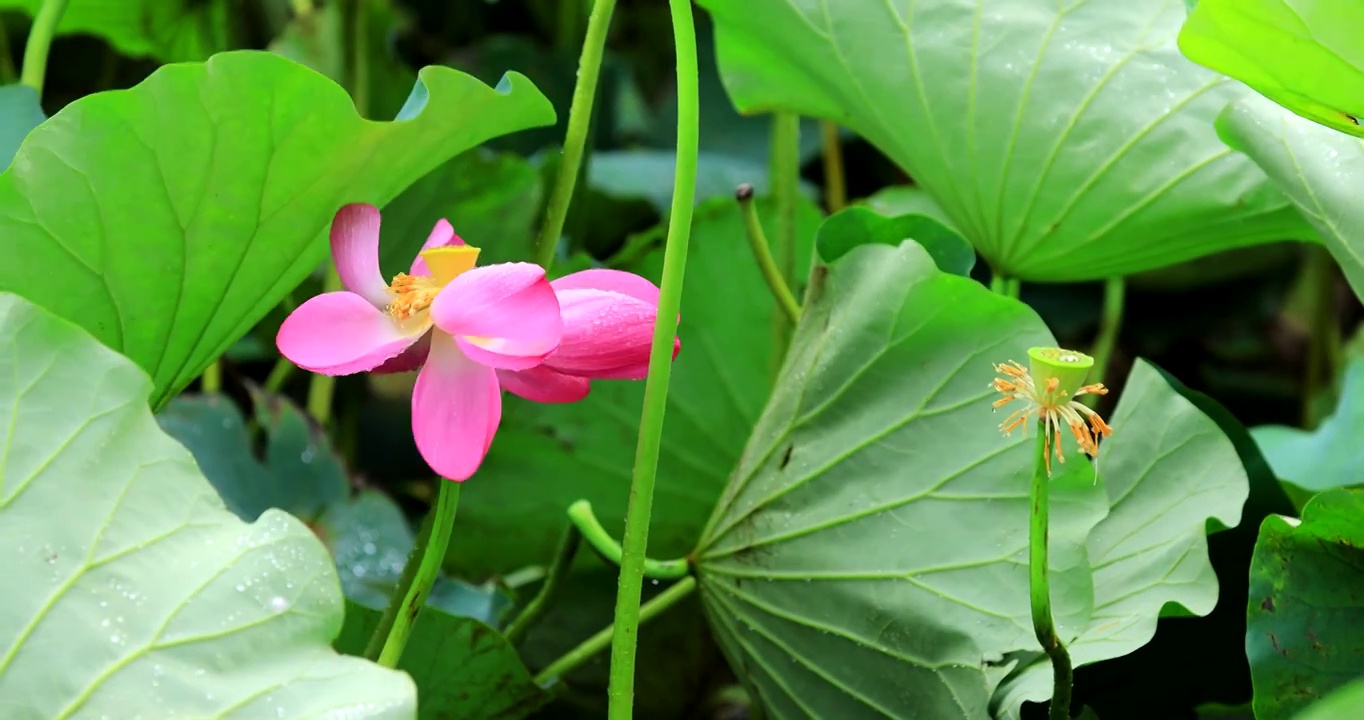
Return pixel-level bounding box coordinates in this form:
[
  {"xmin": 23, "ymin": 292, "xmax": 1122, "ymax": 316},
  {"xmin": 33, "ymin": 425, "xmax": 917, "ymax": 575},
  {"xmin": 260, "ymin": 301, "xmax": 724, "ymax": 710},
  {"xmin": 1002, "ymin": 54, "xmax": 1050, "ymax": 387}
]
[
  {"xmin": 990, "ymin": 347, "xmax": 1113, "ymax": 475},
  {"xmin": 277, "ymin": 203, "xmax": 678, "ymax": 481}
]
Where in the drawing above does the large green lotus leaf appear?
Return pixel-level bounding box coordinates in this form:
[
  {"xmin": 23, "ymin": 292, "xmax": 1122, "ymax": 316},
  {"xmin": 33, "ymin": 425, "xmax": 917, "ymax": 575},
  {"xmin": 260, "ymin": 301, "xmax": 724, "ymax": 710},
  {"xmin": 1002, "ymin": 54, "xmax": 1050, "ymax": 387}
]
[
  {"xmin": 1179, "ymin": 0, "xmax": 1364, "ymax": 138},
  {"xmin": 450, "ymin": 195, "xmax": 821, "ymax": 576},
  {"xmin": 993, "ymin": 360, "xmax": 1248, "ymax": 714},
  {"xmin": 0, "ymin": 51, "xmax": 554, "ymax": 410},
  {"xmin": 377, "ymin": 149, "xmax": 543, "ymax": 278},
  {"xmin": 0, "ymin": 0, "xmax": 231, "ymax": 62},
  {"xmin": 1217, "ymin": 92, "xmax": 1364, "ymax": 304},
  {"xmin": 0, "ymin": 85, "xmax": 43, "ymax": 170},
  {"xmin": 695, "ymin": 240, "xmax": 1076, "ymax": 718},
  {"xmin": 1251, "ymin": 359, "xmax": 1364, "ymax": 510},
  {"xmin": 698, "ymin": 0, "xmax": 1308, "ymax": 280},
  {"xmin": 1246, "ymin": 488, "xmax": 1364, "ymax": 719},
  {"xmin": 0, "ymin": 292, "xmax": 415, "ymax": 718},
  {"xmin": 695, "ymin": 241, "xmax": 1247, "ymax": 718},
  {"xmin": 1294, "ymin": 678, "xmax": 1364, "ymax": 720}
]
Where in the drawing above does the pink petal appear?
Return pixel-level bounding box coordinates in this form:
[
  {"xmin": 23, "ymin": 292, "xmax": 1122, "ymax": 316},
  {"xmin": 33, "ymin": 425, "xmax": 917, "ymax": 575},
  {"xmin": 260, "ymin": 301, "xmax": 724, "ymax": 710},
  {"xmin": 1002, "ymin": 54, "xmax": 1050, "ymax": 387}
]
[
  {"xmin": 409, "ymin": 219, "xmax": 464, "ymax": 276},
  {"xmin": 331, "ymin": 204, "xmax": 392, "ymax": 308},
  {"xmin": 551, "ymin": 268, "xmax": 661, "ymax": 306},
  {"xmin": 412, "ymin": 333, "xmax": 502, "ymax": 481},
  {"xmin": 430, "ymin": 263, "xmax": 563, "ymax": 370},
  {"xmin": 371, "ymin": 332, "xmax": 431, "ymax": 374},
  {"xmin": 543, "ymin": 288, "xmax": 679, "ymax": 380},
  {"xmin": 277, "ymin": 292, "xmax": 422, "ymax": 375},
  {"xmin": 497, "ymin": 366, "xmax": 591, "ymax": 404}
]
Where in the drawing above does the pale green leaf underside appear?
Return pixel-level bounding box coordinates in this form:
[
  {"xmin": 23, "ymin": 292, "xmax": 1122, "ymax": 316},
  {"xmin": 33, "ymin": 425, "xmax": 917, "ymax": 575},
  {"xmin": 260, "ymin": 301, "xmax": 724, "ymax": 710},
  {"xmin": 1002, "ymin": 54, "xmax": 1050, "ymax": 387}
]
[
  {"xmin": 1179, "ymin": 0, "xmax": 1364, "ymax": 138},
  {"xmin": 1250, "ymin": 359, "xmax": 1364, "ymax": 500},
  {"xmin": 699, "ymin": 0, "xmax": 1307, "ymax": 280},
  {"xmin": 0, "ymin": 293, "xmax": 414, "ymax": 720},
  {"xmin": 1217, "ymin": 93, "xmax": 1364, "ymax": 304},
  {"xmin": 696, "ymin": 241, "xmax": 1247, "ymax": 719},
  {"xmin": 0, "ymin": 51, "xmax": 554, "ymax": 409}
]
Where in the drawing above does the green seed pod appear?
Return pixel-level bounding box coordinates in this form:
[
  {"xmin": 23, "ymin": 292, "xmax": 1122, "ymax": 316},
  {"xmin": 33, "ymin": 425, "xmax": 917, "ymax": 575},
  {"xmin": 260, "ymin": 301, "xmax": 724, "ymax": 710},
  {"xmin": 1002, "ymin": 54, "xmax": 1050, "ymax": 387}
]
[{"xmin": 1027, "ymin": 347, "xmax": 1094, "ymax": 399}]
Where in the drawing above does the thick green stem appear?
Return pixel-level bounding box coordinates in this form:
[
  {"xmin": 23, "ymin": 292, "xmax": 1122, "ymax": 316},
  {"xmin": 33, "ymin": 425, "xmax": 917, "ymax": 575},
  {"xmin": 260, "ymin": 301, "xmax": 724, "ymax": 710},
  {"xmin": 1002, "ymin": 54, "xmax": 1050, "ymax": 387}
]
[
  {"xmin": 1083, "ymin": 277, "xmax": 1125, "ymax": 409},
  {"xmin": 736, "ymin": 184, "xmax": 801, "ymax": 325},
  {"xmin": 534, "ymin": 0, "xmax": 618, "ymax": 270},
  {"xmin": 568, "ymin": 500, "xmax": 689, "ymax": 579},
  {"xmin": 604, "ymin": 0, "xmax": 698, "ymax": 716},
  {"xmin": 19, "ymin": 0, "xmax": 69, "ymax": 98},
  {"xmin": 362, "ymin": 509, "xmax": 434, "ymax": 661},
  {"xmin": 769, "ymin": 113, "xmax": 800, "ymax": 363},
  {"xmin": 201, "ymin": 360, "xmax": 222, "ymax": 395},
  {"xmin": 537, "ymin": 576, "xmax": 697, "ymax": 686},
  {"xmin": 820, "ymin": 120, "xmax": 846, "ymax": 212},
  {"xmin": 504, "ymin": 520, "xmax": 584, "ymax": 645},
  {"xmin": 372, "ymin": 479, "xmax": 461, "ymax": 668},
  {"xmin": 1030, "ymin": 422, "xmax": 1073, "ymax": 720}
]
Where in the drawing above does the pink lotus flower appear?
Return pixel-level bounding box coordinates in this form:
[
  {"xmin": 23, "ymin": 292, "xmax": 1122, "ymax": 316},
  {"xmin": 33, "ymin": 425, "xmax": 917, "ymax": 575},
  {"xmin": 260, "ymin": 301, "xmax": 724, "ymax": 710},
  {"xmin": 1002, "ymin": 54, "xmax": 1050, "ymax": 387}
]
[{"xmin": 277, "ymin": 203, "xmax": 678, "ymax": 481}]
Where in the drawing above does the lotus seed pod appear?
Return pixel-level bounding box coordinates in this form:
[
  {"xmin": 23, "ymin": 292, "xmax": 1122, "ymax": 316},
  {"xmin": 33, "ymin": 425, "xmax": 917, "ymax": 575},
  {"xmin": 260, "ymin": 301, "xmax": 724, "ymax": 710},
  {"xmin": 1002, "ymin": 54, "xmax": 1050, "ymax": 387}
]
[{"xmin": 1027, "ymin": 347, "xmax": 1094, "ymax": 399}]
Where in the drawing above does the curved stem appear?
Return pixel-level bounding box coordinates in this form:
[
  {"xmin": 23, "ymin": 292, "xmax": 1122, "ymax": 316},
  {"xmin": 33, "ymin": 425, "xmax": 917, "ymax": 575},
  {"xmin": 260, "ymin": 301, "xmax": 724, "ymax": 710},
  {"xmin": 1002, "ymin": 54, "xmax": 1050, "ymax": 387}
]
[
  {"xmin": 770, "ymin": 113, "xmax": 800, "ymax": 365},
  {"xmin": 534, "ymin": 0, "xmax": 618, "ymax": 270},
  {"xmin": 19, "ymin": 0, "xmax": 69, "ymax": 98},
  {"xmin": 736, "ymin": 185, "xmax": 801, "ymax": 325},
  {"xmin": 362, "ymin": 507, "xmax": 434, "ymax": 661},
  {"xmin": 537, "ymin": 576, "xmax": 697, "ymax": 686},
  {"xmin": 1029, "ymin": 422, "xmax": 1073, "ymax": 720},
  {"xmin": 504, "ymin": 520, "xmax": 584, "ymax": 645},
  {"xmin": 568, "ymin": 500, "xmax": 689, "ymax": 579},
  {"xmin": 820, "ymin": 120, "xmax": 846, "ymax": 212},
  {"xmin": 372, "ymin": 479, "xmax": 461, "ymax": 668},
  {"xmin": 263, "ymin": 356, "xmax": 295, "ymax": 394},
  {"xmin": 604, "ymin": 0, "xmax": 698, "ymax": 716},
  {"xmin": 1083, "ymin": 277, "xmax": 1125, "ymax": 409}
]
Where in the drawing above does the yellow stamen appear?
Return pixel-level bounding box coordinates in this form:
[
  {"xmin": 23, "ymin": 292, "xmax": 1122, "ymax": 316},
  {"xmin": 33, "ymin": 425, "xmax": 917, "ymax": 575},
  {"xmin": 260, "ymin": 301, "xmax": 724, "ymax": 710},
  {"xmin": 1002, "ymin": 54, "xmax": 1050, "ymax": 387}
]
[
  {"xmin": 421, "ymin": 245, "xmax": 481, "ymax": 285},
  {"xmin": 387, "ymin": 273, "xmax": 441, "ymax": 321}
]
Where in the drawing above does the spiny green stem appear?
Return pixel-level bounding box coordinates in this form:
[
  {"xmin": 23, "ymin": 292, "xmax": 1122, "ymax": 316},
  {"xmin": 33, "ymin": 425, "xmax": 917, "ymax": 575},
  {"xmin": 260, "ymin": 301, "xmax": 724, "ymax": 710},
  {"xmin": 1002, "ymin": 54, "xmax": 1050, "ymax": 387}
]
[
  {"xmin": 736, "ymin": 184, "xmax": 801, "ymax": 325},
  {"xmin": 362, "ymin": 503, "xmax": 435, "ymax": 661},
  {"xmin": 504, "ymin": 520, "xmax": 584, "ymax": 645},
  {"xmin": 1083, "ymin": 277, "xmax": 1125, "ymax": 409},
  {"xmin": 604, "ymin": 0, "xmax": 698, "ymax": 715},
  {"xmin": 19, "ymin": 0, "xmax": 69, "ymax": 98},
  {"xmin": 820, "ymin": 120, "xmax": 846, "ymax": 212},
  {"xmin": 536, "ymin": 576, "xmax": 697, "ymax": 686},
  {"xmin": 373, "ymin": 479, "xmax": 461, "ymax": 668},
  {"xmin": 534, "ymin": 0, "xmax": 618, "ymax": 270},
  {"xmin": 1030, "ymin": 422, "xmax": 1073, "ymax": 720},
  {"xmin": 567, "ymin": 500, "xmax": 689, "ymax": 579}
]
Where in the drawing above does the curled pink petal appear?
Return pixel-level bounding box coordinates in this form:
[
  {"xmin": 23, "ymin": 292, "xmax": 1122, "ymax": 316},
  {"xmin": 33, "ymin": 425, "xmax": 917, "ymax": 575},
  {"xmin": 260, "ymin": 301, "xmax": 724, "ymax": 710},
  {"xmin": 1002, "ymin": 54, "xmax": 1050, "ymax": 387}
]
[
  {"xmin": 497, "ymin": 366, "xmax": 591, "ymax": 404},
  {"xmin": 277, "ymin": 292, "xmax": 422, "ymax": 375},
  {"xmin": 430, "ymin": 263, "xmax": 562, "ymax": 370},
  {"xmin": 543, "ymin": 288, "xmax": 676, "ymax": 380},
  {"xmin": 409, "ymin": 219, "xmax": 463, "ymax": 276},
  {"xmin": 331, "ymin": 204, "xmax": 393, "ymax": 308},
  {"xmin": 551, "ymin": 268, "xmax": 661, "ymax": 305},
  {"xmin": 371, "ymin": 332, "xmax": 431, "ymax": 374},
  {"xmin": 412, "ymin": 333, "xmax": 501, "ymax": 481}
]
